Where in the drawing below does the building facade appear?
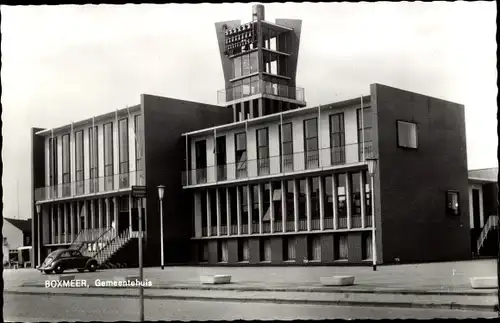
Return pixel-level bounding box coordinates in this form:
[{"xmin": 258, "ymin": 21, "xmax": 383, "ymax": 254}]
[
  {"xmin": 31, "ymin": 95, "xmax": 232, "ymax": 268},
  {"xmin": 182, "ymin": 5, "xmax": 471, "ymax": 265}
]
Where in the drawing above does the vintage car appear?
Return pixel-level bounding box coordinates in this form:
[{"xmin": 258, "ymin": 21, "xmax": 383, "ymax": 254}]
[{"xmin": 38, "ymin": 249, "xmax": 98, "ymax": 274}]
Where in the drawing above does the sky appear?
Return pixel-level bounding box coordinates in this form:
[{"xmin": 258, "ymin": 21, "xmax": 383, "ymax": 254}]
[{"xmin": 1, "ymin": 2, "xmax": 497, "ymax": 220}]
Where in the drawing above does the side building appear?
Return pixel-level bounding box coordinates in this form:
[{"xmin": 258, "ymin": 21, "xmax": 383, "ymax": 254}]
[
  {"xmin": 31, "ymin": 95, "xmax": 232, "ymax": 268},
  {"xmin": 183, "ymin": 83, "xmax": 471, "ymax": 265}
]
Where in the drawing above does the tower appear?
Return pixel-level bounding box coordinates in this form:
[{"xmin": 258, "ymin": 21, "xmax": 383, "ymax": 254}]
[{"xmin": 215, "ymin": 4, "xmax": 306, "ymax": 122}]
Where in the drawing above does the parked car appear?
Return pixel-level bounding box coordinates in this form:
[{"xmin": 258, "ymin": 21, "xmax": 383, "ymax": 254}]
[{"xmin": 37, "ymin": 249, "xmax": 98, "ymax": 274}]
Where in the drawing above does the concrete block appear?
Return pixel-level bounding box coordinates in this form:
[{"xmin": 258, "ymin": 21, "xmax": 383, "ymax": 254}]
[
  {"xmin": 59, "ymin": 275, "xmax": 75, "ymax": 281},
  {"xmin": 470, "ymin": 277, "xmax": 498, "ymax": 289},
  {"xmin": 200, "ymin": 274, "xmax": 232, "ymax": 284},
  {"xmin": 320, "ymin": 275, "xmax": 355, "ymax": 286}
]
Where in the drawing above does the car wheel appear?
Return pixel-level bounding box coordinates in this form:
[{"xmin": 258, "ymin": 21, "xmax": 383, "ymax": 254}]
[
  {"xmin": 54, "ymin": 265, "xmax": 64, "ymax": 274},
  {"xmin": 44, "ymin": 270, "xmax": 52, "ymax": 274},
  {"xmin": 88, "ymin": 262, "xmax": 97, "ymax": 272},
  {"xmin": 78, "ymin": 269, "xmax": 85, "ymax": 273}
]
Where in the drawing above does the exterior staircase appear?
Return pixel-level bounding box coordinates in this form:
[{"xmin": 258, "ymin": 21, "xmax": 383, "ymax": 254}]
[
  {"xmin": 93, "ymin": 228, "xmax": 134, "ymax": 268},
  {"xmin": 477, "ymin": 215, "xmax": 498, "ymax": 256}
]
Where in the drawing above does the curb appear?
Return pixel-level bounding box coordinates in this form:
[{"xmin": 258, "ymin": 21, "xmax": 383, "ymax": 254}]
[
  {"xmin": 5, "ymin": 289, "xmax": 497, "ymax": 313},
  {"xmin": 20, "ymin": 283, "xmax": 498, "ymax": 296}
]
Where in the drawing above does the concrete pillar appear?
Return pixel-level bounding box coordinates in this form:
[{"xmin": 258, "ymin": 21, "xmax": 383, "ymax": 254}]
[
  {"xmin": 319, "ymin": 177, "xmax": 325, "ymax": 231},
  {"xmin": 128, "ymin": 194, "xmax": 133, "ymax": 235},
  {"xmin": 226, "ymin": 188, "xmax": 231, "ymax": 236},
  {"xmin": 236, "ymin": 186, "xmax": 241, "ymax": 235},
  {"xmin": 306, "ymin": 178, "xmax": 311, "ymax": 231},
  {"xmin": 106, "ymin": 198, "xmax": 111, "ymax": 229},
  {"xmin": 360, "ymin": 172, "xmax": 366, "ymax": 228},
  {"xmin": 258, "ymin": 98, "xmax": 263, "ymax": 117},
  {"xmin": 247, "ymin": 185, "xmax": 252, "ymax": 233},
  {"xmin": 51, "ymin": 205, "xmax": 56, "ymax": 244},
  {"xmin": 216, "ymin": 188, "xmax": 221, "ymax": 236},
  {"xmin": 332, "ymin": 175, "xmax": 338, "ymax": 230},
  {"xmin": 57, "ymin": 205, "xmax": 62, "ymax": 244},
  {"xmin": 83, "ymin": 201, "xmax": 88, "ymax": 230},
  {"xmin": 206, "ymin": 190, "xmax": 211, "ymax": 237},
  {"xmin": 269, "ymin": 182, "xmax": 274, "ymax": 233},
  {"xmin": 91, "ymin": 200, "xmax": 95, "ymax": 229},
  {"xmin": 293, "ymin": 179, "xmax": 298, "ymax": 232},
  {"xmin": 346, "ymin": 173, "xmax": 351, "ymax": 229},
  {"xmin": 281, "ymin": 180, "xmax": 286, "ymax": 233},
  {"xmin": 113, "ymin": 197, "xmax": 119, "ymax": 234},
  {"xmin": 194, "ymin": 192, "xmax": 202, "ymax": 237},
  {"xmin": 98, "ymin": 198, "xmax": 103, "ymax": 230},
  {"xmin": 258, "ymin": 184, "xmax": 263, "ymax": 234},
  {"xmin": 70, "ymin": 202, "xmax": 75, "ymax": 241},
  {"xmin": 64, "ymin": 204, "xmax": 69, "ymax": 243},
  {"xmin": 77, "ymin": 201, "xmax": 81, "ymax": 234}
]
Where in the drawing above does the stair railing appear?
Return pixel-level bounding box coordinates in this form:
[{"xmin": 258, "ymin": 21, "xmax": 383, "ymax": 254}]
[
  {"xmin": 80, "ymin": 227, "xmax": 116, "ymax": 257},
  {"xmin": 477, "ymin": 215, "xmax": 499, "ymax": 254},
  {"xmin": 94, "ymin": 228, "xmax": 130, "ymax": 265}
]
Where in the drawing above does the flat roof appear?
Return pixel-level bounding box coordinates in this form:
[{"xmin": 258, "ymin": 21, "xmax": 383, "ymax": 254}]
[
  {"xmin": 468, "ymin": 167, "xmax": 498, "ymax": 183},
  {"xmin": 35, "ymin": 105, "xmax": 141, "ymax": 136},
  {"xmin": 182, "ymin": 95, "xmax": 371, "ymax": 137}
]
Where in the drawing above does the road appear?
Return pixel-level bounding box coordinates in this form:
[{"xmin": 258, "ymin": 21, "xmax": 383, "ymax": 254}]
[{"xmin": 4, "ymin": 293, "xmax": 498, "ymax": 321}]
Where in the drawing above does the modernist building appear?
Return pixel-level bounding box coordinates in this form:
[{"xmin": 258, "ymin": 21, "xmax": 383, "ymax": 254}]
[
  {"xmin": 31, "ymin": 4, "xmax": 480, "ymax": 267},
  {"xmin": 182, "ymin": 5, "xmax": 471, "ymax": 265},
  {"xmin": 3, "ymin": 217, "xmax": 32, "ymax": 266},
  {"xmin": 31, "ymin": 96, "xmax": 232, "ymax": 268}
]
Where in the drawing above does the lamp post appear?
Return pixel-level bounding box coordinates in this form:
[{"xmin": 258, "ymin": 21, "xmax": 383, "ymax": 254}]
[
  {"xmin": 35, "ymin": 203, "xmax": 41, "ymax": 268},
  {"xmin": 366, "ymin": 157, "xmax": 378, "ymax": 271},
  {"xmin": 157, "ymin": 185, "xmax": 165, "ymax": 270}
]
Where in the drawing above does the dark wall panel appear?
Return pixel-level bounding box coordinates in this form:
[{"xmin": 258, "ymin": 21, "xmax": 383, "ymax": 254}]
[
  {"xmin": 227, "ymin": 239, "xmax": 238, "ymax": 264},
  {"xmin": 249, "ymin": 237, "xmax": 260, "ymax": 264},
  {"xmin": 142, "ymin": 94, "xmax": 233, "ymax": 266},
  {"xmin": 295, "ymin": 235, "xmax": 307, "ymax": 264},
  {"xmin": 347, "ymin": 232, "xmax": 363, "ymax": 263},
  {"xmin": 208, "ymin": 240, "xmax": 218, "ymax": 264},
  {"xmin": 270, "ymin": 236, "xmax": 283, "ymax": 264},
  {"xmin": 371, "ymin": 84, "xmax": 471, "ymax": 264}
]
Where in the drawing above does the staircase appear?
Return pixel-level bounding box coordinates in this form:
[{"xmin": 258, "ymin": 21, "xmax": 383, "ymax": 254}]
[
  {"xmin": 69, "ymin": 228, "xmax": 110, "ymax": 251},
  {"xmin": 477, "ymin": 215, "xmax": 499, "ymax": 256},
  {"xmin": 93, "ymin": 228, "xmax": 134, "ymax": 268}
]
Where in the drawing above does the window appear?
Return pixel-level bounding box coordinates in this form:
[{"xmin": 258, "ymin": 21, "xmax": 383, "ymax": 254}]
[
  {"xmin": 260, "ymin": 238, "xmax": 271, "ymax": 262},
  {"xmin": 134, "ymin": 114, "xmax": 144, "ymax": 185},
  {"xmin": 217, "ymin": 240, "xmax": 228, "ymax": 263},
  {"xmin": 118, "ymin": 118, "xmax": 129, "ymax": 188},
  {"xmin": 201, "ymin": 190, "xmax": 207, "ymax": 233},
  {"xmin": 397, "ymin": 121, "xmax": 418, "ymax": 149},
  {"xmin": 350, "ymin": 172, "xmax": 362, "ymax": 227},
  {"xmin": 257, "ymin": 128, "xmax": 269, "ymax": 175},
  {"xmin": 75, "ymin": 130, "xmax": 84, "ymax": 194},
  {"xmin": 304, "ymin": 118, "xmax": 319, "ymax": 169},
  {"xmin": 324, "ymin": 176, "xmax": 333, "ymax": 220},
  {"xmin": 308, "ymin": 236, "xmax": 321, "ymax": 261},
  {"xmin": 209, "ymin": 189, "xmax": 217, "ymax": 230},
  {"xmin": 103, "ymin": 122, "xmax": 114, "ymax": 190},
  {"xmin": 337, "ymin": 235, "xmax": 348, "ymax": 260},
  {"xmin": 330, "ymin": 113, "xmax": 345, "ymax": 165},
  {"xmin": 252, "ymin": 184, "xmax": 260, "ymax": 232},
  {"xmin": 311, "ymin": 177, "xmax": 320, "ymax": 221},
  {"xmin": 241, "ymin": 186, "xmax": 249, "ymax": 225},
  {"xmin": 195, "ymin": 140, "xmax": 207, "ymax": 184},
  {"xmin": 363, "ymin": 171, "xmax": 372, "ymax": 217},
  {"xmin": 298, "ymin": 179, "xmax": 306, "ymax": 230},
  {"xmin": 357, "ymin": 108, "xmax": 373, "ymax": 160},
  {"xmin": 446, "ymin": 191, "xmax": 460, "ymax": 216},
  {"xmin": 199, "ymin": 242, "xmax": 209, "ymax": 262},
  {"xmin": 272, "ymin": 181, "xmax": 282, "ymax": 224},
  {"xmin": 62, "ymin": 134, "xmax": 71, "ymax": 196},
  {"xmin": 336, "ymin": 174, "xmax": 347, "ymax": 228},
  {"xmin": 48, "ymin": 137, "xmax": 58, "ymax": 187},
  {"xmin": 262, "ymin": 183, "xmax": 271, "ymax": 228},
  {"xmin": 234, "ymin": 56, "xmax": 242, "ymax": 78},
  {"xmin": 249, "ymin": 51, "xmax": 258, "ymax": 74},
  {"xmin": 89, "ymin": 126, "xmax": 98, "ymax": 192},
  {"xmin": 238, "ymin": 239, "xmax": 250, "ymax": 262},
  {"xmin": 279, "ymin": 123, "xmax": 293, "ymax": 172},
  {"xmin": 235, "ymin": 132, "xmax": 247, "ymax": 178},
  {"xmin": 70, "ymin": 250, "xmax": 82, "ymax": 257},
  {"xmin": 283, "ymin": 236, "xmax": 296, "ymax": 261},
  {"xmin": 285, "ymin": 180, "xmax": 295, "ymax": 222}
]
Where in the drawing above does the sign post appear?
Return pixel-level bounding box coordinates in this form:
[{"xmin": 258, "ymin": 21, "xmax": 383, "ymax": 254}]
[{"xmin": 132, "ymin": 186, "xmax": 147, "ymax": 322}]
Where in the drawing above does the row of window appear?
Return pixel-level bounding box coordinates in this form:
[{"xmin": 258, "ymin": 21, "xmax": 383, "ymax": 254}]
[
  {"xmin": 194, "ymin": 108, "xmax": 373, "ymax": 174},
  {"xmin": 198, "ymin": 171, "xmax": 372, "ymax": 233},
  {"xmin": 198, "ymin": 233, "xmax": 373, "ymax": 263},
  {"xmin": 48, "ymin": 115, "xmax": 144, "ymax": 186}
]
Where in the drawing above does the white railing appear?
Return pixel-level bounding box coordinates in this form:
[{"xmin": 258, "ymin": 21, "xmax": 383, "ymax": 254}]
[{"xmin": 477, "ymin": 215, "xmax": 498, "ymax": 254}]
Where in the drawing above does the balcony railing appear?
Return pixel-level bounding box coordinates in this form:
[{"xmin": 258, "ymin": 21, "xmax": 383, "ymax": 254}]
[
  {"xmin": 324, "ymin": 217, "xmax": 334, "ymax": 230},
  {"xmin": 366, "ymin": 215, "xmax": 373, "ymax": 227},
  {"xmin": 35, "ymin": 170, "xmax": 145, "ymax": 202},
  {"xmin": 285, "ymin": 221, "xmax": 295, "ymax": 232},
  {"xmin": 217, "ymin": 80, "xmax": 305, "ymax": 105},
  {"xmin": 263, "ymin": 222, "xmax": 271, "ymax": 233},
  {"xmin": 183, "ymin": 143, "xmax": 373, "ymax": 186},
  {"xmin": 298, "ymin": 219, "xmax": 307, "ymax": 231},
  {"xmin": 338, "ymin": 217, "xmax": 348, "ymax": 229},
  {"xmin": 351, "ymin": 215, "xmax": 362, "ymax": 228},
  {"xmin": 311, "ymin": 219, "xmax": 321, "ymax": 230},
  {"xmin": 274, "ymin": 221, "xmax": 283, "ymax": 232}
]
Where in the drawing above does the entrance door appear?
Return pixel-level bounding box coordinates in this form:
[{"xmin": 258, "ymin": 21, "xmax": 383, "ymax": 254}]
[{"xmin": 472, "ymin": 189, "xmax": 481, "ymax": 229}]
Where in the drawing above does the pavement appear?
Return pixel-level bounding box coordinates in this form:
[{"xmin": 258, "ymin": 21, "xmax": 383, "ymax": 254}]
[{"xmin": 4, "ymin": 259, "xmax": 499, "ymax": 312}]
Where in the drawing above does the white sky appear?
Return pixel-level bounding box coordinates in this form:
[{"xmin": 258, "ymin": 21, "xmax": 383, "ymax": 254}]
[{"xmin": 1, "ymin": 2, "xmax": 497, "ymax": 220}]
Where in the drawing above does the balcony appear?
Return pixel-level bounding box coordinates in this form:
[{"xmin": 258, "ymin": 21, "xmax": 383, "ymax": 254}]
[
  {"xmin": 183, "ymin": 142, "xmax": 373, "ymax": 187},
  {"xmin": 217, "ymin": 80, "xmax": 305, "ymax": 105},
  {"xmin": 35, "ymin": 170, "xmax": 145, "ymax": 202}
]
